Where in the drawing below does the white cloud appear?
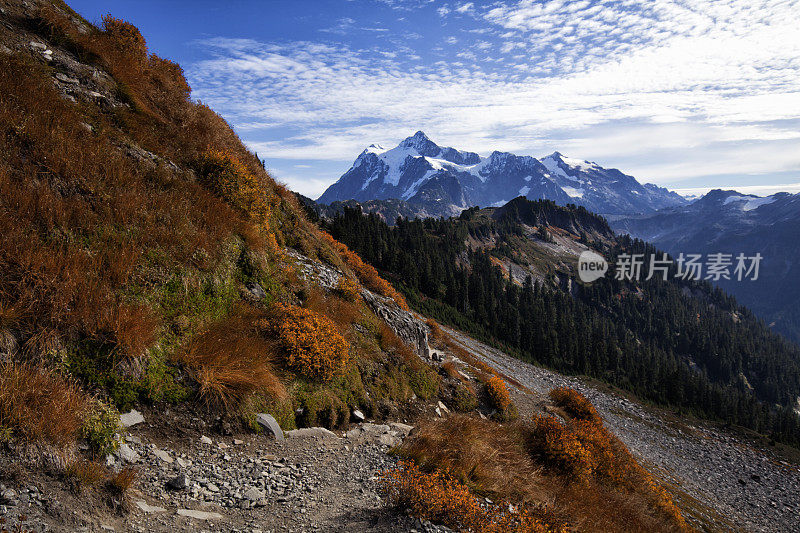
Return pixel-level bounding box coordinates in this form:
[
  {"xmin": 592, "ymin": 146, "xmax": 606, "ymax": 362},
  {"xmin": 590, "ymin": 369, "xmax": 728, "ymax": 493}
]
[
  {"xmin": 455, "ymin": 2, "xmax": 474, "ymax": 14},
  {"xmin": 187, "ymin": 0, "xmax": 800, "ymax": 193}
]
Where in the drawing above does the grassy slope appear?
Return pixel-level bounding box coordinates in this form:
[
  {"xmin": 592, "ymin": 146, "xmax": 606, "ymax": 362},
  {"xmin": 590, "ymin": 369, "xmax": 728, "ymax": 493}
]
[{"xmin": 0, "ymin": 0, "xmax": 430, "ymax": 441}]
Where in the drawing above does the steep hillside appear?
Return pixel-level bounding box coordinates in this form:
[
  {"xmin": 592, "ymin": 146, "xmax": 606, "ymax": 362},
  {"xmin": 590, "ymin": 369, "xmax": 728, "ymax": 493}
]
[
  {"xmin": 614, "ymin": 189, "xmax": 800, "ymax": 344},
  {"xmin": 0, "ymin": 2, "xmax": 698, "ymax": 532},
  {"xmin": 317, "ymin": 131, "xmax": 686, "ymax": 217}
]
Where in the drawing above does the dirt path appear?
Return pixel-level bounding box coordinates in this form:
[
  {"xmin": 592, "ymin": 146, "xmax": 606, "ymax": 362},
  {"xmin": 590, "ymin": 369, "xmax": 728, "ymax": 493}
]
[{"xmin": 0, "ymin": 413, "xmax": 439, "ymax": 533}]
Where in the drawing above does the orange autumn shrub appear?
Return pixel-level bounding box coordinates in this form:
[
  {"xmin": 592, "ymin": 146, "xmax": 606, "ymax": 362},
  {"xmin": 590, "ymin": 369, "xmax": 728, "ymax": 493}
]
[
  {"xmin": 486, "ymin": 375, "xmax": 511, "ymax": 412},
  {"xmin": 197, "ymin": 149, "xmax": 272, "ymax": 224},
  {"xmin": 548, "ymin": 387, "xmax": 600, "ymax": 424},
  {"xmin": 529, "ymin": 416, "xmax": 596, "ymax": 481},
  {"xmin": 530, "ymin": 415, "xmax": 632, "ymax": 484},
  {"xmin": 528, "ymin": 395, "xmax": 688, "ymax": 530},
  {"xmin": 379, "ymin": 461, "xmax": 553, "ymax": 533},
  {"xmin": 319, "ymin": 232, "xmax": 409, "ymax": 310},
  {"xmin": 270, "ymin": 303, "xmax": 349, "ymax": 381},
  {"xmin": 335, "ymin": 276, "xmax": 361, "ymax": 302}
]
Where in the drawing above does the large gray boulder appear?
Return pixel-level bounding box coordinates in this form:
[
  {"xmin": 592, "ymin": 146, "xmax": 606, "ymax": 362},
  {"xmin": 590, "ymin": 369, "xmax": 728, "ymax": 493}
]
[
  {"xmin": 119, "ymin": 409, "xmax": 144, "ymax": 427},
  {"xmin": 256, "ymin": 413, "xmax": 284, "ymax": 442}
]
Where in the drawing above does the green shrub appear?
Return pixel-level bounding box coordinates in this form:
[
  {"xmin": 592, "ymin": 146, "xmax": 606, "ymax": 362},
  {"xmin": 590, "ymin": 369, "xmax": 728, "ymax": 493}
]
[
  {"xmin": 243, "ymin": 395, "xmax": 297, "ymax": 432},
  {"xmin": 295, "ymin": 388, "xmax": 349, "ymax": 428},
  {"xmin": 408, "ymin": 367, "xmax": 440, "ymax": 400},
  {"xmin": 81, "ymin": 401, "xmax": 121, "ymax": 456},
  {"xmin": 452, "ymin": 384, "xmax": 478, "ymax": 412}
]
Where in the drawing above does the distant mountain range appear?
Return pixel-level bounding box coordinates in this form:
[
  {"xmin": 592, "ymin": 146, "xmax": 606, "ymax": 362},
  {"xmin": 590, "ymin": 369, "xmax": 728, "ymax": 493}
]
[
  {"xmin": 318, "ymin": 131, "xmax": 687, "ymax": 217},
  {"xmin": 614, "ymin": 189, "xmax": 800, "ymax": 344},
  {"xmin": 316, "ymin": 131, "xmax": 800, "ymax": 344}
]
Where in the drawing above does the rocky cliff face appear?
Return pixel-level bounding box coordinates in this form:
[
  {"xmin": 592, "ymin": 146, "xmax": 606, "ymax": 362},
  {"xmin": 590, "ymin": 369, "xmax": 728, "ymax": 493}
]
[
  {"xmin": 360, "ymin": 290, "xmax": 430, "ymax": 360},
  {"xmin": 288, "ymin": 250, "xmax": 430, "ymax": 359}
]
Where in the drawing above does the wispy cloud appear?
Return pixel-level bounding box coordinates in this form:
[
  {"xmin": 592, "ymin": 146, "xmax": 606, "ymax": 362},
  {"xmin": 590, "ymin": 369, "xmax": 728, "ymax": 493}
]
[{"xmin": 187, "ymin": 0, "xmax": 800, "ymax": 196}]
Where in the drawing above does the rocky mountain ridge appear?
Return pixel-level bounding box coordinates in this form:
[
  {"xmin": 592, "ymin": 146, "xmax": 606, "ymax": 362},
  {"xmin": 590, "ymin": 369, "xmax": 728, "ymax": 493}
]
[
  {"xmin": 614, "ymin": 189, "xmax": 800, "ymax": 344},
  {"xmin": 318, "ymin": 131, "xmax": 687, "ymax": 217}
]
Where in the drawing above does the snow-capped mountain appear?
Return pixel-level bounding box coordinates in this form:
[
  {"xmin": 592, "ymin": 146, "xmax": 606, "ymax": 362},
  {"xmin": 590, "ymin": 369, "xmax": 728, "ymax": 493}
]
[
  {"xmin": 317, "ymin": 131, "xmax": 686, "ymax": 216},
  {"xmin": 613, "ymin": 189, "xmax": 800, "ymax": 344}
]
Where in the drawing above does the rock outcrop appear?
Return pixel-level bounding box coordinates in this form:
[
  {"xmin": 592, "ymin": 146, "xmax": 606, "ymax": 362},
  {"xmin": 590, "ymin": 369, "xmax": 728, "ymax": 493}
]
[
  {"xmin": 288, "ymin": 250, "xmax": 431, "ymax": 359},
  {"xmin": 360, "ymin": 290, "xmax": 430, "ymax": 359}
]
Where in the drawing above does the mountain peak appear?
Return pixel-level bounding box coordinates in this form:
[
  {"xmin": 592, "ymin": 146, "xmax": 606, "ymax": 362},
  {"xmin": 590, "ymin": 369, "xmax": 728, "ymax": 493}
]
[
  {"xmin": 546, "ymin": 151, "xmax": 564, "ymax": 159},
  {"xmin": 701, "ymin": 189, "xmax": 747, "ymax": 201},
  {"xmin": 398, "ymin": 130, "xmax": 441, "ymax": 157}
]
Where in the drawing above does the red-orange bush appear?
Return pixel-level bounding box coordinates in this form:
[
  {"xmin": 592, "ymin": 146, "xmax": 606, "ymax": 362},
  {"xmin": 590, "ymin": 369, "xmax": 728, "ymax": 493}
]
[
  {"xmin": 548, "ymin": 387, "xmax": 600, "ymax": 424},
  {"xmin": 486, "ymin": 376, "xmax": 511, "ymax": 412},
  {"xmin": 531, "ymin": 415, "xmax": 634, "ymax": 485},
  {"xmin": 269, "ymin": 303, "xmax": 350, "ymax": 381},
  {"xmin": 197, "ymin": 149, "xmax": 272, "ymax": 225},
  {"xmin": 528, "ymin": 416, "xmax": 596, "ymax": 481},
  {"xmin": 379, "ymin": 461, "xmax": 553, "ymax": 533},
  {"xmin": 335, "ymin": 276, "xmax": 361, "ymax": 302},
  {"xmin": 527, "ymin": 403, "xmax": 687, "ymax": 530}
]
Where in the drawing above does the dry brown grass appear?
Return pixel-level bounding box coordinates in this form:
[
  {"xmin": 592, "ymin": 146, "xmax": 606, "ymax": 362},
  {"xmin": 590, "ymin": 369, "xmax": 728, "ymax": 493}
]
[
  {"xmin": 64, "ymin": 460, "xmax": 137, "ymax": 498},
  {"xmin": 0, "ymin": 7, "xmax": 299, "ymax": 368},
  {"xmin": 0, "ymin": 362, "xmax": 89, "ymax": 447},
  {"xmin": 178, "ymin": 310, "xmax": 285, "ymax": 411},
  {"xmin": 106, "ymin": 466, "xmax": 137, "ymax": 495},
  {"xmin": 395, "ymin": 402, "xmax": 689, "ymax": 532},
  {"xmin": 64, "ymin": 460, "xmax": 108, "ymax": 488},
  {"xmin": 441, "ymin": 360, "xmax": 461, "ymax": 381},
  {"xmin": 398, "ymin": 415, "xmax": 544, "ymax": 503},
  {"xmin": 1, "ymin": 6, "xmax": 394, "ymax": 381},
  {"xmin": 377, "ymin": 322, "xmax": 419, "ymax": 364},
  {"xmin": 302, "ymin": 287, "xmax": 363, "ymax": 335}
]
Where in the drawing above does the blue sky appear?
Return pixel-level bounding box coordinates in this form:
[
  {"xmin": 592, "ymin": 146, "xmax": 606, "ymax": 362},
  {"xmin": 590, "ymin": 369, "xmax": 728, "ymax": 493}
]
[{"xmin": 69, "ymin": 0, "xmax": 800, "ymax": 199}]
